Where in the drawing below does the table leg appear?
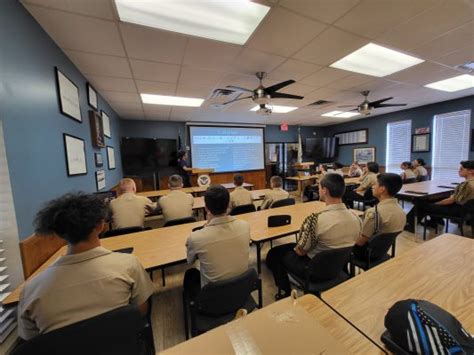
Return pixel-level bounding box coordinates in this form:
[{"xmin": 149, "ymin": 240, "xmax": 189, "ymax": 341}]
[
  {"xmin": 256, "ymin": 242, "xmax": 262, "ymax": 274},
  {"xmin": 161, "ymin": 267, "xmax": 166, "ymax": 287},
  {"xmin": 413, "ymin": 200, "xmax": 419, "ymax": 239}
]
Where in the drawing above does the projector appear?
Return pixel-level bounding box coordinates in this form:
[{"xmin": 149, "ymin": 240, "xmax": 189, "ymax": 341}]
[{"xmin": 256, "ymin": 106, "xmax": 272, "ymax": 116}]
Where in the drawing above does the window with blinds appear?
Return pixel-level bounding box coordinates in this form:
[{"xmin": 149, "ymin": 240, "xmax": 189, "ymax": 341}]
[
  {"xmin": 432, "ymin": 110, "xmax": 471, "ymax": 180},
  {"xmin": 0, "ymin": 121, "xmax": 23, "ymax": 344},
  {"xmin": 386, "ymin": 120, "xmax": 412, "ymax": 173}
]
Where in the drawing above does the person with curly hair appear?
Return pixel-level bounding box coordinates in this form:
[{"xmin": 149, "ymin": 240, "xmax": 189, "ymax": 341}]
[{"xmin": 17, "ymin": 192, "xmax": 155, "ymax": 341}]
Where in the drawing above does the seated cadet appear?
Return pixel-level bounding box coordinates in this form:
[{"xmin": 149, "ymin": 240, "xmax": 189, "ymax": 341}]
[
  {"xmin": 349, "ymin": 162, "xmax": 363, "ymax": 177},
  {"xmin": 321, "ymin": 162, "xmax": 344, "ymax": 177},
  {"xmin": 261, "ymin": 176, "xmax": 289, "ymax": 209},
  {"xmin": 353, "ymin": 173, "xmax": 406, "ymax": 259},
  {"xmin": 406, "ymin": 160, "xmax": 474, "ymax": 231},
  {"xmin": 343, "ymin": 161, "xmax": 379, "ymax": 206},
  {"xmin": 229, "ymin": 174, "xmax": 253, "ymax": 209},
  {"xmin": 266, "ymin": 174, "xmax": 362, "ymax": 299},
  {"xmin": 412, "ymin": 158, "xmax": 428, "ymax": 180},
  {"xmin": 110, "ymin": 178, "xmax": 156, "ymax": 229},
  {"xmin": 183, "ymin": 185, "xmax": 250, "ymax": 299},
  {"xmin": 18, "ymin": 193, "xmax": 155, "ymax": 340},
  {"xmin": 400, "ymin": 161, "xmax": 416, "ymax": 182},
  {"xmin": 158, "ymin": 174, "xmax": 194, "ymax": 223}
]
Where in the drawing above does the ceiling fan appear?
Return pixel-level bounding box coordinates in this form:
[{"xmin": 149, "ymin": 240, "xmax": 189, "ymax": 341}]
[
  {"xmin": 339, "ymin": 90, "xmax": 407, "ymax": 116},
  {"xmin": 222, "ymin": 72, "xmax": 303, "ymax": 114}
]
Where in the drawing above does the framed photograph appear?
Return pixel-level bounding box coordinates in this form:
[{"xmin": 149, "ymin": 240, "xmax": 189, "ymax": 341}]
[
  {"xmin": 55, "ymin": 67, "xmax": 82, "ymax": 122},
  {"xmin": 106, "ymin": 146, "xmax": 116, "ymax": 170},
  {"xmin": 89, "ymin": 110, "xmax": 105, "ymax": 148},
  {"xmin": 334, "ymin": 129, "xmax": 368, "ymax": 146},
  {"xmin": 95, "ymin": 170, "xmax": 106, "ymax": 191},
  {"xmin": 412, "ymin": 133, "xmax": 430, "ymax": 152},
  {"xmin": 63, "ymin": 134, "xmax": 87, "ymax": 176},
  {"xmin": 101, "ymin": 110, "xmax": 111, "ymax": 138},
  {"xmin": 87, "ymin": 83, "xmax": 98, "ymax": 110},
  {"xmin": 353, "ymin": 147, "xmax": 376, "ymax": 164},
  {"xmin": 94, "ymin": 152, "xmax": 103, "ymax": 167}
]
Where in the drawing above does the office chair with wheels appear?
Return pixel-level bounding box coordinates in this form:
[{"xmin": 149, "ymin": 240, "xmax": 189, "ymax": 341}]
[
  {"xmin": 101, "ymin": 226, "xmax": 150, "ymax": 238},
  {"xmin": 229, "ymin": 203, "xmax": 256, "ymax": 216},
  {"xmin": 270, "ymin": 198, "xmax": 295, "ymax": 208},
  {"xmin": 163, "ymin": 216, "xmax": 196, "ymax": 227}
]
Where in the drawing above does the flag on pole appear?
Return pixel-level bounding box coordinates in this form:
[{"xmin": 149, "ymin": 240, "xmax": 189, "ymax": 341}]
[{"xmin": 297, "ymin": 126, "xmax": 303, "ymax": 163}]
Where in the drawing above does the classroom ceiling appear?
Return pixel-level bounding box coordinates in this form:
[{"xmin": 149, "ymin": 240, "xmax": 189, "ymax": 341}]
[{"xmin": 22, "ymin": 0, "xmax": 474, "ymax": 126}]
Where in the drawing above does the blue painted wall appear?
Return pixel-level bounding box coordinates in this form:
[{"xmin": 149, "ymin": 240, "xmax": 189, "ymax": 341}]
[
  {"xmin": 0, "ymin": 0, "xmax": 123, "ymax": 239},
  {"xmin": 324, "ymin": 96, "xmax": 474, "ymax": 166}
]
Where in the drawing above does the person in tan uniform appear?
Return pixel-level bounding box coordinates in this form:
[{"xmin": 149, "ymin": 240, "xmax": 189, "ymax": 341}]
[
  {"xmin": 349, "ymin": 162, "xmax": 363, "ymax": 177},
  {"xmin": 400, "ymin": 161, "xmax": 417, "ymax": 182},
  {"xmin": 406, "ymin": 160, "xmax": 474, "ymax": 231},
  {"xmin": 343, "ymin": 161, "xmax": 379, "ymax": 207},
  {"xmin": 261, "ymin": 176, "xmax": 289, "ymax": 209},
  {"xmin": 158, "ymin": 175, "xmax": 194, "ymax": 223},
  {"xmin": 17, "ymin": 193, "xmax": 155, "ymax": 340},
  {"xmin": 412, "ymin": 158, "xmax": 428, "ymax": 181},
  {"xmin": 354, "ymin": 173, "xmax": 406, "ymax": 259},
  {"xmin": 266, "ymin": 174, "xmax": 362, "ymax": 298},
  {"xmin": 110, "ymin": 178, "xmax": 156, "ymax": 229},
  {"xmin": 229, "ymin": 174, "xmax": 253, "ymax": 209}
]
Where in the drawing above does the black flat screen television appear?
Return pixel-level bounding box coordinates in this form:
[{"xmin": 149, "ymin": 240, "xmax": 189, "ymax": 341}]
[{"xmin": 305, "ymin": 137, "xmax": 339, "ymax": 162}]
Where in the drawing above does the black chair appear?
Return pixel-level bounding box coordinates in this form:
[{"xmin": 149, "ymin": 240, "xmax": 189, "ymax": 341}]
[
  {"xmin": 287, "ymin": 247, "xmax": 353, "ymax": 297},
  {"xmin": 270, "ymin": 198, "xmax": 295, "ymax": 208},
  {"xmin": 358, "ymin": 188, "xmax": 378, "ymax": 210},
  {"xmin": 163, "ymin": 216, "xmax": 196, "ymax": 227},
  {"xmin": 349, "ymin": 232, "xmax": 400, "ymax": 276},
  {"xmin": 230, "ymin": 203, "xmax": 256, "ymax": 216},
  {"xmin": 12, "ymin": 305, "xmax": 153, "ymax": 355},
  {"xmin": 101, "ymin": 226, "xmax": 149, "ymax": 238},
  {"xmin": 417, "ymin": 175, "xmax": 430, "ymax": 182},
  {"xmin": 182, "ymin": 268, "xmax": 262, "ymax": 339}
]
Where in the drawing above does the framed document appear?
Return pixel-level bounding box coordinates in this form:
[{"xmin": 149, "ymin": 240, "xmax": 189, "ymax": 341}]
[
  {"xmin": 106, "ymin": 146, "xmax": 116, "ymax": 170},
  {"xmin": 94, "ymin": 152, "xmax": 103, "ymax": 167},
  {"xmin": 95, "ymin": 170, "xmax": 106, "ymax": 191},
  {"xmin": 56, "ymin": 68, "xmax": 82, "ymax": 122},
  {"xmin": 63, "ymin": 134, "xmax": 87, "ymax": 176},
  {"xmin": 101, "ymin": 110, "xmax": 111, "ymax": 138},
  {"xmin": 412, "ymin": 134, "xmax": 430, "ymax": 152},
  {"xmin": 353, "ymin": 147, "xmax": 376, "ymax": 164},
  {"xmin": 87, "ymin": 83, "xmax": 98, "ymax": 110}
]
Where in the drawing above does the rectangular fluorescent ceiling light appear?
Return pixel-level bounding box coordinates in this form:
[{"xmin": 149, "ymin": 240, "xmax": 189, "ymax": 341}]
[
  {"xmin": 115, "ymin": 0, "xmax": 270, "ymax": 45},
  {"xmin": 330, "ymin": 43, "xmax": 424, "ymax": 77},
  {"xmin": 322, "ymin": 111, "xmax": 359, "ymax": 118},
  {"xmin": 141, "ymin": 94, "xmax": 204, "ymax": 107},
  {"xmin": 250, "ymin": 105, "xmax": 298, "ymax": 113},
  {"xmin": 424, "ymin": 74, "xmax": 474, "ymax": 92}
]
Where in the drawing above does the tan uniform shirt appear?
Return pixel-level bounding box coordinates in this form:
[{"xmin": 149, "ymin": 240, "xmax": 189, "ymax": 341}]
[
  {"xmin": 186, "ymin": 216, "xmax": 250, "ymax": 286},
  {"xmin": 230, "ymin": 186, "xmax": 253, "ymax": 209},
  {"xmin": 349, "ymin": 167, "xmax": 363, "ymax": 177},
  {"xmin": 357, "ymin": 172, "xmax": 378, "ymax": 196},
  {"xmin": 17, "ymin": 247, "xmax": 155, "ymax": 340},
  {"xmin": 326, "ymin": 169, "xmax": 344, "ymax": 177},
  {"xmin": 110, "ymin": 193, "xmax": 155, "ymax": 229},
  {"xmin": 452, "ymin": 178, "xmax": 474, "ymax": 205},
  {"xmin": 158, "ymin": 189, "xmax": 194, "ymax": 222},
  {"xmin": 261, "ymin": 188, "xmax": 290, "ymax": 209},
  {"xmin": 401, "ymin": 169, "xmax": 416, "ymax": 181},
  {"xmin": 413, "ymin": 166, "xmax": 428, "ymax": 178},
  {"xmin": 296, "ymin": 203, "xmax": 362, "ymax": 259},
  {"xmin": 361, "ymin": 198, "xmax": 406, "ymax": 238}
]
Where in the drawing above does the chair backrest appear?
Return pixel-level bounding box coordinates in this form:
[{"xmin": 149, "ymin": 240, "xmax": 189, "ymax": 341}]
[
  {"xmin": 270, "ymin": 198, "xmax": 295, "ymax": 208},
  {"xmin": 404, "ymin": 178, "xmax": 417, "ymax": 184},
  {"xmin": 417, "ymin": 175, "xmax": 429, "ymax": 182},
  {"xmin": 366, "ymin": 232, "xmax": 400, "ymax": 260},
  {"xmin": 307, "ymin": 247, "xmax": 353, "ymax": 281},
  {"xmin": 196, "ymin": 269, "xmax": 258, "ymax": 316},
  {"xmin": 163, "ymin": 216, "xmax": 197, "ymax": 227},
  {"xmin": 363, "ymin": 187, "xmax": 376, "ymax": 200},
  {"xmin": 101, "ymin": 226, "xmax": 147, "ymax": 238},
  {"xmin": 229, "ymin": 203, "xmax": 256, "ymax": 216},
  {"xmin": 19, "ymin": 234, "xmax": 66, "ymax": 279},
  {"xmin": 461, "ymin": 199, "xmax": 474, "ymax": 218},
  {"xmin": 11, "ymin": 305, "xmax": 146, "ymax": 355}
]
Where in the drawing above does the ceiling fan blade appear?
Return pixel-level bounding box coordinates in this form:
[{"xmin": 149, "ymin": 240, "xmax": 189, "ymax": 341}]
[
  {"xmin": 225, "ymin": 85, "xmax": 254, "ymax": 93},
  {"xmin": 222, "ymin": 95, "xmax": 252, "ymax": 105},
  {"xmin": 338, "ymin": 104, "xmax": 358, "ymax": 108},
  {"xmin": 369, "ymin": 97, "xmax": 393, "ymax": 106},
  {"xmin": 271, "ymin": 92, "xmax": 304, "ymax": 100},
  {"xmin": 265, "ymin": 80, "xmax": 296, "ymax": 94},
  {"xmin": 375, "ymin": 103, "xmax": 407, "ymax": 108}
]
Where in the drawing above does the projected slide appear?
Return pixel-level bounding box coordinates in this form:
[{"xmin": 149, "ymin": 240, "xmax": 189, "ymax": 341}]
[{"xmin": 189, "ymin": 126, "xmax": 264, "ymax": 173}]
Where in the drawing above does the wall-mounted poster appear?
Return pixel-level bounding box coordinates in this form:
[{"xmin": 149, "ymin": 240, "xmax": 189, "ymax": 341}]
[
  {"xmin": 412, "ymin": 134, "xmax": 430, "ymax": 152},
  {"xmin": 353, "ymin": 147, "xmax": 376, "ymax": 164},
  {"xmin": 106, "ymin": 146, "xmax": 116, "ymax": 170},
  {"xmin": 95, "ymin": 170, "xmax": 106, "ymax": 190},
  {"xmin": 101, "ymin": 111, "xmax": 111, "ymax": 138},
  {"xmin": 63, "ymin": 134, "xmax": 87, "ymax": 176},
  {"xmin": 334, "ymin": 129, "xmax": 368, "ymax": 145},
  {"xmin": 56, "ymin": 68, "xmax": 82, "ymax": 122},
  {"xmin": 87, "ymin": 83, "xmax": 98, "ymax": 110},
  {"xmin": 95, "ymin": 152, "xmax": 103, "ymax": 167}
]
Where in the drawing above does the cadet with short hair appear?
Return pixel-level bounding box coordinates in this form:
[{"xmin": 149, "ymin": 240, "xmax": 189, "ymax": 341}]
[
  {"xmin": 261, "ymin": 176, "xmax": 289, "ymax": 209},
  {"xmin": 343, "ymin": 161, "xmax": 379, "ymax": 206},
  {"xmin": 229, "ymin": 174, "xmax": 253, "ymax": 209},
  {"xmin": 158, "ymin": 174, "xmax": 194, "ymax": 223}
]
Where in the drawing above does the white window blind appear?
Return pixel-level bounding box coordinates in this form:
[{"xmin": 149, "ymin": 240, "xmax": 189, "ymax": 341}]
[
  {"xmin": 386, "ymin": 120, "xmax": 412, "ymax": 173},
  {"xmin": 432, "ymin": 110, "xmax": 471, "ymax": 180}
]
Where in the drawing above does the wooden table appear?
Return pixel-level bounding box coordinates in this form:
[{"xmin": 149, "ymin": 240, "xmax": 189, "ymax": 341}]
[
  {"xmin": 344, "ymin": 177, "xmax": 361, "ymax": 185},
  {"xmin": 321, "ymin": 234, "xmax": 474, "ymax": 351},
  {"xmin": 162, "ymin": 294, "xmax": 382, "ymax": 354},
  {"xmin": 285, "ymin": 175, "xmax": 319, "ymax": 199}
]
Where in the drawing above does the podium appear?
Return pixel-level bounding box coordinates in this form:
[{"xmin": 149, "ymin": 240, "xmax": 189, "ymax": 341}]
[{"xmin": 189, "ymin": 168, "xmax": 214, "ymax": 186}]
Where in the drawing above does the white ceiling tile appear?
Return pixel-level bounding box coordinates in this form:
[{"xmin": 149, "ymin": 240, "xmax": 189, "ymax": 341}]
[
  {"xmin": 169, "ymin": 107, "xmax": 196, "ymax": 121},
  {"xmin": 278, "ymin": 83, "xmax": 318, "ymax": 96},
  {"xmin": 100, "ymin": 91, "xmax": 140, "ymax": 104},
  {"xmin": 279, "ymin": 0, "xmax": 360, "ymax": 24},
  {"xmin": 385, "ymin": 61, "xmax": 461, "ymax": 86},
  {"xmin": 64, "ymin": 50, "xmax": 132, "ymax": 77},
  {"xmin": 24, "ymin": 4, "xmax": 124, "ymax": 56},
  {"xmin": 110, "ymin": 101, "xmax": 143, "ymax": 112},
  {"xmin": 135, "ymin": 80, "xmax": 176, "ymax": 96},
  {"xmin": 327, "ymin": 73, "xmax": 374, "ymax": 90},
  {"xmin": 300, "ymin": 67, "xmax": 351, "ymax": 86},
  {"xmin": 179, "ymin": 67, "xmax": 225, "ymax": 88},
  {"xmin": 269, "ymin": 59, "xmax": 322, "ymax": 81},
  {"xmin": 22, "ymin": 0, "xmax": 115, "ymax": 20},
  {"xmin": 143, "ymin": 105, "xmax": 171, "ymax": 121},
  {"xmin": 85, "ymin": 75, "xmax": 136, "ymax": 93},
  {"xmin": 434, "ymin": 46, "xmax": 474, "ymax": 68},
  {"xmin": 119, "ymin": 112, "xmax": 146, "ymax": 120},
  {"xmin": 183, "ymin": 38, "xmax": 242, "ymax": 71},
  {"xmin": 175, "ymin": 84, "xmax": 213, "ymax": 99},
  {"xmin": 246, "ymin": 7, "xmax": 326, "ymax": 57},
  {"xmin": 231, "ymin": 48, "xmax": 286, "ymax": 75},
  {"xmin": 120, "ymin": 23, "xmax": 187, "ymax": 64},
  {"xmin": 130, "ymin": 59, "xmax": 180, "ymax": 83},
  {"xmin": 293, "ymin": 27, "xmax": 368, "ymax": 65}
]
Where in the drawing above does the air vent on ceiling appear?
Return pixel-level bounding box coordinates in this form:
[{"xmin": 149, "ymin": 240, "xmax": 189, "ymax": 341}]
[
  {"xmin": 307, "ymin": 100, "xmax": 333, "ymax": 107},
  {"xmin": 457, "ymin": 61, "xmax": 474, "ymax": 72},
  {"xmin": 205, "ymin": 88, "xmax": 241, "ymax": 110}
]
